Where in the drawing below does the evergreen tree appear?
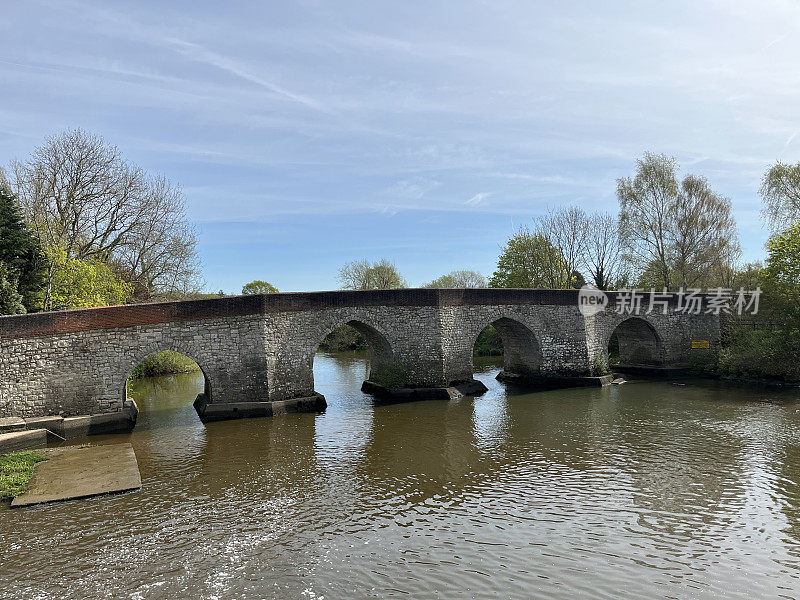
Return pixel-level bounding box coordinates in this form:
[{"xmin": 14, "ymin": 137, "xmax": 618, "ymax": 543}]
[
  {"xmin": 0, "ymin": 189, "xmax": 45, "ymax": 311},
  {"xmin": 0, "ymin": 262, "xmax": 25, "ymax": 315}
]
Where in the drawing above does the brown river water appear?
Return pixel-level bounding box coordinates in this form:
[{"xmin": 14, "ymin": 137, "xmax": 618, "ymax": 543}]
[{"xmin": 2, "ymin": 353, "xmax": 800, "ymax": 599}]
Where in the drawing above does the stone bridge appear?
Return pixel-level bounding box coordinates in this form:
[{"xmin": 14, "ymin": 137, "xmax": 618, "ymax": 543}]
[{"xmin": 0, "ymin": 289, "xmax": 719, "ymax": 433}]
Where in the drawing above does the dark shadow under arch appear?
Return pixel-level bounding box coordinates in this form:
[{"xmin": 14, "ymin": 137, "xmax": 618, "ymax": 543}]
[
  {"xmin": 473, "ymin": 317, "xmax": 543, "ymax": 378},
  {"xmin": 608, "ymin": 317, "xmax": 663, "ymax": 367},
  {"xmin": 314, "ymin": 319, "xmax": 395, "ymax": 392}
]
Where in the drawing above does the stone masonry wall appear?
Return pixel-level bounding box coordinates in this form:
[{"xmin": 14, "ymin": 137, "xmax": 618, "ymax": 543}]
[
  {"xmin": 0, "ymin": 289, "xmax": 721, "ymax": 420},
  {"xmin": 0, "ymin": 315, "xmax": 267, "ymax": 419}
]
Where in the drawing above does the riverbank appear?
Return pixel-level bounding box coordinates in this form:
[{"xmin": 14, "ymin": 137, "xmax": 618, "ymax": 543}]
[{"xmin": 130, "ymin": 350, "xmax": 201, "ymax": 379}]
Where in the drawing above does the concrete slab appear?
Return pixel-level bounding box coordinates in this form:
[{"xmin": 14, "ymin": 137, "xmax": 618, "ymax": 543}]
[
  {"xmin": 23, "ymin": 416, "xmax": 64, "ymax": 432},
  {"xmin": 0, "ymin": 429, "xmax": 48, "ymax": 452},
  {"xmin": 0, "ymin": 417, "xmax": 27, "ymax": 433},
  {"xmin": 60, "ymin": 416, "xmax": 91, "ymax": 439},
  {"xmin": 11, "ymin": 443, "xmax": 141, "ymax": 508},
  {"xmin": 496, "ymin": 371, "xmax": 614, "ymax": 388},
  {"xmin": 361, "ymin": 380, "xmax": 466, "ymax": 401},
  {"xmin": 194, "ymin": 393, "xmax": 327, "ymax": 421}
]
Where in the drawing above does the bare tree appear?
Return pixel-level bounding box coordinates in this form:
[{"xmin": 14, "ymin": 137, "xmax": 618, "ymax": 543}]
[
  {"xmin": 672, "ymin": 175, "xmax": 740, "ymax": 288},
  {"xmin": 585, "ymin": 212, "xmax": 624, "ymax": 290},
  {"xmin": 617, "ymin": 153, "xmax": 677, "ymax": 289},
  {"xmin": 617, "ymin": 152, "xmax": 739, "ymax": 290},
  {"xmin": 114, "ymin": 175, "xmax": 203, "ymax": 300},
  {"xmin": 534, "ymin": 206, "xmax": 590, "ymax": 288},
  {"xmin": 338, "ymin": 259, "xmax": 407, "ymax": 290},
  {"xmin": 10, "ymin": 130, "xmax": 148, "ymax": 260},
  {"xmin": 760, "ymin": 161, "xmax": 800, "ymax": 233},
  {"xmin": 8, "ymin": 130, "xmax": 202, "ymax": 305}
]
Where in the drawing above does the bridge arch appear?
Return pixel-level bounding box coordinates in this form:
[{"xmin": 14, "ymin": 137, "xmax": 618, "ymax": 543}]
[
  {"xmin": 311, "ymin": 317, "xmax": 397, "ymax": 393},
  {"xmin": 122, "ymin": 349, "xmax": 211, "ymax": 418},
  {"xmin": 607, "ymin": 316, "xmax": 664, "ymax": 367},
  {"xmin": 471, "ymin": 316, "xmax": 543, "ymax": 379}
]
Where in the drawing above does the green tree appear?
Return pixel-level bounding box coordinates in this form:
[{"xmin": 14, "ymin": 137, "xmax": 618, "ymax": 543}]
[
  {"xmin": 241, "ymin": 280, "xmax": 279, "ymax": 295},
  {"xmin": 489, "ymin": 228, "xmax": 572, "ymax": 288},
  {"xmin": 763, "ymin": 221, "xmax": 800, "ymax": 323},
  {"xmin": 0, "ymin": 189, "xmax": 45, "ymax": 311},
  {"xmin": 425, "ymin": 270, "xmax": 486, "ymax": 288},
  {"xmin": 719, "ymin": 223, "xmax": 800, "ymax": 382},
  {"xmin": 760, "ymin": 161, "xmax": 800, "ymax": 233},
  {"xmin": 47, "ymin": 247, "xmax": 133, "ymax": 310},
  {"xmin": 0, "ymin": 262, "xmax": 25, "ymax": 315},
  {"xmin": 338, "ymin": 259, "xmax": 407, "ymax": 290}
]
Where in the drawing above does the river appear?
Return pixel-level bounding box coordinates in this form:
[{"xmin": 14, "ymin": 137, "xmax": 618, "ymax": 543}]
[{"xmin": 2, "ymin": 352, "xmax": 800, "ymax": 599}]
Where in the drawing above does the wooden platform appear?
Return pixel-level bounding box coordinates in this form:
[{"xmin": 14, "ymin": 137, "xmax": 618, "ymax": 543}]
[{"xmin": 11, "ymin": 443, "xmax": 141, "ymax": 508}]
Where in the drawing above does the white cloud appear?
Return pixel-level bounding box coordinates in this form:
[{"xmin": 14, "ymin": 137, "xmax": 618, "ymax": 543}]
[{"xmin": 465, "ymin": 192, "xmax": 489, "ymax": 206}]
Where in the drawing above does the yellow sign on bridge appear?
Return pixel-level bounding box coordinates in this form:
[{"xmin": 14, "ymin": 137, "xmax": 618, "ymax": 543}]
[{"xmin": 691, "ymin": 340, "xmax": 710, "ymax": 349}]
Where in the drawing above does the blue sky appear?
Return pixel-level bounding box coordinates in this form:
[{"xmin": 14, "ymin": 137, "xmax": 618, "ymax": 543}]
[{"xmin": 2, "ymin": 1, "xmax": 798, "ymax": 292}]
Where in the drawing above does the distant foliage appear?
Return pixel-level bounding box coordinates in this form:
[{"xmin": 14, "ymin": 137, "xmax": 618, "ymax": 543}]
[
  {"xmin": 130, "ymin": 350, "xmax": 201, "ymax": 379},
  {"xmin": 473, "ymin": 326, "xmax": 503, "ymax": 356},
  {"xmin": 426, "ymin": 270, "xmax": 486, "ymax": 288},
  {"xmin": 46, "ymin": 247, "xmax": 133, "ymax": 310},
  {"xmin": 338, "ymin": 259, "xmax": 407, "ymax": 290},
  {"xmin": 241, "ymin": 280, "xmax": 279, "ymax": 295},
  {"xmin": 718, "ymin": 329, "xmax": 799, "ymax": 382},
  {"xmin": 319, "ymin": 324, "xmax": 368, "ymax": 352}
]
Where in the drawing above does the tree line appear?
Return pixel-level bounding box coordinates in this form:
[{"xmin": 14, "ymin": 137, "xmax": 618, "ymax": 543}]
[
  {"xmin": 314, "ymin": 152, "xmax": 793, "ymax": 297},
  {"xmin": 314, "ymin": 153, "xmax": 800, "ymax": 380}
]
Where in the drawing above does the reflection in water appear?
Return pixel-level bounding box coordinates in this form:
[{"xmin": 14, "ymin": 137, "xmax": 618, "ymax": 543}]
[{"xmin": 1, "ymin": 354, "xmax": 800, "ymax": 599}]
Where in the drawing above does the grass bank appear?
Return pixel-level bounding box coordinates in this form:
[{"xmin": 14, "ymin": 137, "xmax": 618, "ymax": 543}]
[
  {"xmin": 0, "ymin": 451, "xmax": 48, "ymax": 500},
  {"xmin": 130, "ymin": 350, "xmax": 201, "ymax": 379}
]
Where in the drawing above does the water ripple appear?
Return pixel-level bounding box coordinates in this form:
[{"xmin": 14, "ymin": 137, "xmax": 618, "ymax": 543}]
[{"xmin": 2, "ymin": 357, "xmax": 800, "ymax": 599}]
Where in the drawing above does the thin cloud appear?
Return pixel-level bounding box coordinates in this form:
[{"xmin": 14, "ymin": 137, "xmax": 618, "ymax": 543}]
[
  {"xmin": 163, "ymin": 38, "xmax": 330, "ymax": 113},
  {"xmin": 465, "ymin": 192, "xmax": 489, "ymax": 206}
]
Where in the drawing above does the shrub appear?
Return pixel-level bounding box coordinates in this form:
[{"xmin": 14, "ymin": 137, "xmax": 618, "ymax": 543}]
[
  {"xmin": 591, "ymin": 351, "xmax": 611, "ymax": 376},
  {"xmin": 319, "ymin": 324, "xmax": 368, "ymax": 352},
  {"xmin": 718, "ymin": 328, "xmax": 800, "ymax": 382},
  {"xmin": 370, "ymin": 359, "xmax": 409, "ymax": 389}
]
